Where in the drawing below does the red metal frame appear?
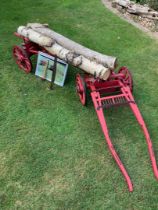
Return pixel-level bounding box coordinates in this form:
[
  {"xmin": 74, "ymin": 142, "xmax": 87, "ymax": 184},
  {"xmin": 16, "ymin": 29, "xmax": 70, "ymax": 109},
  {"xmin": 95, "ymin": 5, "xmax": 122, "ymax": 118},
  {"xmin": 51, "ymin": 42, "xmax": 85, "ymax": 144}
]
[
  {"xmin": 76, "ymin": 73, "xmax": 158, "ymax": 192},
  {"xmin": 14, "ymin": 32, "xmax": 41, "ymax": 56},
  {"xmin": 13, "ymin": 32, "xmax": 158, "ymax": 192}
]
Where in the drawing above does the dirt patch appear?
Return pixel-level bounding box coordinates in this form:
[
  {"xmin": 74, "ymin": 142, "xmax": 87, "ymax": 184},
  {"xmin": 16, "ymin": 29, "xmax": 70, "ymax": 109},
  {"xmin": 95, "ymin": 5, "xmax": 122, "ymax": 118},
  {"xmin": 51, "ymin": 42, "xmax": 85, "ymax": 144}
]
[{"xmin": 101, "ymin": 0, "xmax": 158, "ymax": 40}]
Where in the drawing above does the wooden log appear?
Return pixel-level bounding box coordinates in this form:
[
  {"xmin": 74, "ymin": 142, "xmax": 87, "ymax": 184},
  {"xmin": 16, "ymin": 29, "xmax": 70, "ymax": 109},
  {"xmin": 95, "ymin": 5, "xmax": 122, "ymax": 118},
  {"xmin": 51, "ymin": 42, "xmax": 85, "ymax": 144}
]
[
  {"xmin": 27, "ymin": 23, "xmax": 118, "ymax": 70},
  {"xmin": 127, "ymin": 7, "xmax": 158, "ymax": 19},
  {"xmin": 127, "ymin": 4, "xmax": 152, "ymax": 15},
  {"xmin": 17, "ymin": 27, "xmax": 54, "ymax": 47},
  {"xmin": 114, "ymin": 0, "xmax": 130, "ymax": 8},
  {"xmin": 17, "ymin": 26, "xmax": 111, "ymax": 80},
  {"xmin": 113, "ymin": 0, "xmax": 158, "ymax": 18}
]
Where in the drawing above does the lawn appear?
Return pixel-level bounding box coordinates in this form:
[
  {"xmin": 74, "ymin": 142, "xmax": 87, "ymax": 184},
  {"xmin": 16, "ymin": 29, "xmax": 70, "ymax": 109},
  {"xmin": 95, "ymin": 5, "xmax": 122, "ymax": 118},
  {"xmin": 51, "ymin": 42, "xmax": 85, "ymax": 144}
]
[{"xmin": 1, "ymin": 0, "xmax": 158, "ymax": 209}]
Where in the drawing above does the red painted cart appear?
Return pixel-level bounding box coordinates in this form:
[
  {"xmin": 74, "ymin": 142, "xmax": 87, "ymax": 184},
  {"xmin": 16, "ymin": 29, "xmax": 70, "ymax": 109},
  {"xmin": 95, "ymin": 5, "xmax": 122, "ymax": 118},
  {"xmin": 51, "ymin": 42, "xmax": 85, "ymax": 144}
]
[{"xmin": 13, "ymin": 32, "xmax": 158, "ymax": 192}]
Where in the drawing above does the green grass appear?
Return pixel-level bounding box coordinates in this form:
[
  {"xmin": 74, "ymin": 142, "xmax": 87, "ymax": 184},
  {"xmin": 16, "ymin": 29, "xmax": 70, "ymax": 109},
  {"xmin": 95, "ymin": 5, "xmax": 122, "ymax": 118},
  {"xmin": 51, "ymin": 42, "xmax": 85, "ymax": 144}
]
[{"xmin": 1, "ymin": 0, "xmax": 158, "ymax": 209}]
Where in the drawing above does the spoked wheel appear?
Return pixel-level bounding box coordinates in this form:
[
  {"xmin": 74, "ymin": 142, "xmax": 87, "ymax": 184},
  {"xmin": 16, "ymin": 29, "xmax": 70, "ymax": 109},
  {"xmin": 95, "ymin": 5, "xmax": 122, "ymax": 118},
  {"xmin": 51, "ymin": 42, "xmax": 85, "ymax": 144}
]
[
  {"xmin": 76, "ymin": 74, "xmax": 87, "ymax": 106},
  {"xmin": 118, "ymin": 66, "xmax": 133, "ymax": 92},
  {"xmin": 13, "ymin": 45, "xmax": 32, "ymax": 73}
]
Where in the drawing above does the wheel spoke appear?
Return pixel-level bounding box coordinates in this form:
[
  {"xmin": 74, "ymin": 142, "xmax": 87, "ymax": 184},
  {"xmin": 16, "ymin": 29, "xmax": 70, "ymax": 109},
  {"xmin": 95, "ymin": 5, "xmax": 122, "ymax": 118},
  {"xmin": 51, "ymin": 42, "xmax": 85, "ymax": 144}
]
[
  {"xmin": 76, "ymin": 74, "xmax": 86, "ymax": 106},
  {"xmin": 13, "ymin": 46, "xmax": 32, "ymax": 73}
]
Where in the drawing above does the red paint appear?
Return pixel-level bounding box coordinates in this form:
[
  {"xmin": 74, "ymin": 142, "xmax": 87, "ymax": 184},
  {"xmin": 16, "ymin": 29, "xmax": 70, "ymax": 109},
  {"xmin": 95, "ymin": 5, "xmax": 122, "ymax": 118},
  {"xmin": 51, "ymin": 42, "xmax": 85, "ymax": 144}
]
[
  {"xmin": 13, "ymin": 45, "xmax": 32, "ymax": 73},
  {"xmin": 76, "ymin": 70, "xmax": 158, "ymax": 192}
]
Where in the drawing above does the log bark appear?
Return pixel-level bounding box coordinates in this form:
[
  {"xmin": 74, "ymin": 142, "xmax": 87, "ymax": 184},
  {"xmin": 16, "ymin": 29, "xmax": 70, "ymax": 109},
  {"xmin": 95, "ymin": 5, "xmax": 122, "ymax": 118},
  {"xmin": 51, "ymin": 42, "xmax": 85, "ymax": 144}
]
[
  {"xmin": 26, "ymin": 23, "xmax": 117, "ymax": 70},
  {"xmin": 113, "ymin": 0, "xmax": 158, "ymax": 18},
  {"xmin": 17, "ymin": 27, "xmax": 54, "ymax": 47},
  {"xmin": 17, "ymin": 25, "xmax": 112, "ymax": 80}
]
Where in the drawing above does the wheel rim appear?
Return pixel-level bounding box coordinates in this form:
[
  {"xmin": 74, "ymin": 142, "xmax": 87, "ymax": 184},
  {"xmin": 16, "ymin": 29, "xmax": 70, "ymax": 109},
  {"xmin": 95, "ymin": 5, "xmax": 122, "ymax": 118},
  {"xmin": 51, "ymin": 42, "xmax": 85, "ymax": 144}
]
[
  {"xmin": 13, "ymin": 46, "xmax": 32, "ymax": 73},
  {"xmin": 76, "ymin": 74, "xmax": 86, "ymax": 106},
  {"xmin": 118, "ymin": 66, "xmax": 133, "ymax": 91}
]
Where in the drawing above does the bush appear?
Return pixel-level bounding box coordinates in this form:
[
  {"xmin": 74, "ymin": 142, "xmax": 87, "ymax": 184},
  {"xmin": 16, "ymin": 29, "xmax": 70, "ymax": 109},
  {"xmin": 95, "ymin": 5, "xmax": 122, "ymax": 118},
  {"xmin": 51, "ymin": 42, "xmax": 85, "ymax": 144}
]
[{"xmin": 148, "ymin": 1, "xmax": 158, "ymax": 10}]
